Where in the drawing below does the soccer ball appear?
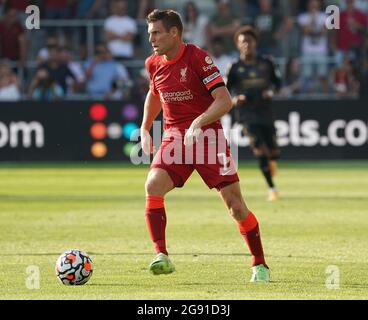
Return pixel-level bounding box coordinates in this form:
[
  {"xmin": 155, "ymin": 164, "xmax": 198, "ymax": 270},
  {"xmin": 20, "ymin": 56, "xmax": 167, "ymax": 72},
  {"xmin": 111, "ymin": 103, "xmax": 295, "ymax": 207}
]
[{"xmin": 55, "ymin": 249, "xmax": 93, "ymax": 285}]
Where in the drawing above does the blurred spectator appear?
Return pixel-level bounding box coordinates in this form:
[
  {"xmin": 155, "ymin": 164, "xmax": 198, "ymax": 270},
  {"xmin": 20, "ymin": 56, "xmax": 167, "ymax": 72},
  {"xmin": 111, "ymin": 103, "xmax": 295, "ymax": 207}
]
[
  {"xmin": 124, "ymin": 0, "xmax": 155, "ymax": 19},
  {"xmin": 360, "ymin": 53, "xmax": 368, "ymax": 97},
  {"xmin": 136, "ymin": 0, "xmax": 155, "ymax": 19},
  {"xmin": 278, "ymin": 14, "xmax": 299, "ymax": 59},
  {"xmin": 282, "ymin": 0, "xmax": 300, "ymax": 16},
  {"xmin": 0, "ymin": 7, "xmax": 27, "ymax": 69},
  {"xmin": 121, "ymin": 0, "xmax": 156, "ymax": 58},
  {"xmin": 3, "ymin": 0, "xmax": 29, "ymax": 11},
  {"xmin": 60, "ymin": 47, "xmax": 86, "ymax": 95},
  {"xmin": 0, "ymin": 0, "xmax": 5, "ymax": 15},
  {"xmin": 104, "ymin": 0, "xmax": 138, "ymax": 60},
  {"xmin": 253, "ymin": 0, "xmax": 283, "ymax": 56},
  {"xmin": 209, "ymin": 36, "xmax": 234, "ymax": 77},
  {"xmin": 85, "ymin": 43, "xmax": 131, "ymax": 99},
  {"xmin": 44, "ymin": 0, "xmax": 72, "ymax": 19},
  {"xmin": 37, "ymin": 35, "xmax": 60, "ymax": 64},
  {"xmin": 238, "ymin": 0, "xmax": 281, "ymax": 22},
  {"xmin": 297, "ymin": 0, "xmax": 329, "ymax": 93},
  {"xmin": 0, "ymin": 60, "xmax": 21, "ymax": 101},
  {"xmin": 243, "ymin": 0, "xmax": 260, "ymax": 20},
  {"xmin": 331, "ymin": 55, "xmax": 360, "ymax": 97},
  {"xmin": 130, "ymin": 67, "xmax": 149, "ymax": 104},
  {"xmin": 44, "ymin": 0, "xmax": 73, "ymax": 40},
  {"xmin": 183, "ymin": 1, "xmax": 209, "ymax": 48},
  {"xmin": 279, "ymin": 57, "xmax": 303, "ymax": 96},
  {"xmin": 28, "ymin": 67, "xmax": 64, "ymax": 101},
  {"xmin": 72, "ymin": 0, "xmax": 104, "ymax": 19},
  {"xmin": 70, "ymin": 0, "xmax": 105, "ymax": 60},
  {"xmin": 207, "ymin": 0, "xmax": 241, "ymax": 55},
  {"xmin": 342, "ymin": 0, "xmax": 368, "ymax": 13},
  {"xmin": 38, "ymin": 46, "xmax": 75, "ymax": 94},
  {"xmin": 334, "ymin": 0, "xmax": 367, "ymax": 66}
]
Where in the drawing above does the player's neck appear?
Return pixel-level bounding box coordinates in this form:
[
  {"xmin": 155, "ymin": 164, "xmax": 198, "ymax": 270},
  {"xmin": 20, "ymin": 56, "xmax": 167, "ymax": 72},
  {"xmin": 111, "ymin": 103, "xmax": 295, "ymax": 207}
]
[
  {"xmin": 164, "ymin": 42, "xmax": 184, "ymax": 61},
  {"xmin": 240, "ymin": 53, "xmax": 256, "ymax": 63}
]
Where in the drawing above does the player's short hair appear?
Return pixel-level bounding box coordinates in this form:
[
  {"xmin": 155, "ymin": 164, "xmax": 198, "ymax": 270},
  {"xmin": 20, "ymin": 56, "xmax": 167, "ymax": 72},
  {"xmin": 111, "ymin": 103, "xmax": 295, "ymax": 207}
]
[
  {"xmin": 146, "ymin": 9, "xmax": 183, "ymax": 36},
  {"xmin": 234, "ymin": 25, "xmax": 258, "ymax": 44}
]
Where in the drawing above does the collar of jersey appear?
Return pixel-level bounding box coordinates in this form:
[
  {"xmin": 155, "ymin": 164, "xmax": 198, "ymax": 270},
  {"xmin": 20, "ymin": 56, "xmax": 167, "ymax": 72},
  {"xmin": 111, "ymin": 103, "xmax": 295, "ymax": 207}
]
[
  {"xmin": 241, "ymin": 57, "xmax": 257, "ymax": 65},
  {"xmin": 162, "ymin": 43, "xmax": 186, "ymax": 65}
]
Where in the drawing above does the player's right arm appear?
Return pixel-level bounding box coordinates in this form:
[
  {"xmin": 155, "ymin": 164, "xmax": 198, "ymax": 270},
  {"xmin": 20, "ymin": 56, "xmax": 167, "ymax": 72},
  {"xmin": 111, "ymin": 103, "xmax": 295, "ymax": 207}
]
[
  {"xmin": 226, "ymin": 63, "xmax": 246, "ymax": 107},
  {"xmin": 140, "ymin": 89, "xmax": 162, "ymax": 155},
  {"xmin": 141, "ymin": 56, "xmax": 162, "ymax": 155},
  {"xmin": 262, "ymin": 57, "xmax": 282, "ymax": 100},
  {"xmin": 232, "ymin": 94, "xmax": 247, "ymax": 107}
]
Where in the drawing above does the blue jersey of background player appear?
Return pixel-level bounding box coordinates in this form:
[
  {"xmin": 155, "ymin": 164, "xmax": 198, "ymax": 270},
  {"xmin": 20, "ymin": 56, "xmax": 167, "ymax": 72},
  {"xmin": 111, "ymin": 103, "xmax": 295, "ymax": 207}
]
[{"xmin": 226, "ymin": 25, "xmax": 282, "ymax": 201}]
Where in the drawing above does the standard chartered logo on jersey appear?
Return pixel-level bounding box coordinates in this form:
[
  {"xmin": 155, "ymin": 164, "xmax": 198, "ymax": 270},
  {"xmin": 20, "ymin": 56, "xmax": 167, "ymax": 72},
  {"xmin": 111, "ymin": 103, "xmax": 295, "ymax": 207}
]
[
  {"xmin": 0, "ymin": 121, "xmax": 44, "ymax": 148},
  {"xmin": 160, "ymin": 90, "xmax": 194, "ymax": 103},
  {"xmin": 222, "ymin": 112, "xmax": 368, "ymax": 148}
]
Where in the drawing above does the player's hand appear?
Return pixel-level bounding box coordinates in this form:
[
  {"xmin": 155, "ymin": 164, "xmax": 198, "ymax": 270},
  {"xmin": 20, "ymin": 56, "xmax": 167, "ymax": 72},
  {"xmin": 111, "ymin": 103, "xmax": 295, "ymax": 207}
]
[
  {"xmin": 232, "ymin": 94, "xmax": 246, "ymax": 107},
  {"xmin": 184, "ymin": 123, "xmax": 202, "ymax": 147},
  {"xmin": 262, "ymin": 89, "xmax": 274, "ymax": 100},
  {"xmin": 140, "ymin": 128, "xmax": 154, "ymax": 155}
]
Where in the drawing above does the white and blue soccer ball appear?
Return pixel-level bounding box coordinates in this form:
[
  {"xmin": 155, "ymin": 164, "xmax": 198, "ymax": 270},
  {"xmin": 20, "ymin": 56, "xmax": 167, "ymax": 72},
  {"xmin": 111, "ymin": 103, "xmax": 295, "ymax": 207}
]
[{"xmin": 55, "ymin": 249, "xmax": 93, "ymax": 285}]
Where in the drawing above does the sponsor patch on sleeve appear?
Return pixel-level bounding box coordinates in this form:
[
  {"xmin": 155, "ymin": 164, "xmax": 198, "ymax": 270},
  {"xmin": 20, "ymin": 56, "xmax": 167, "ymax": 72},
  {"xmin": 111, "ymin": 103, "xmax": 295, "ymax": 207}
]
[
  {"xmin": 203, "ymin": 72, "xmax": 221, "ymax": 85},
  {"xmin": 203, "ymin": 72, "xmax": 224, "ymax": 90}
]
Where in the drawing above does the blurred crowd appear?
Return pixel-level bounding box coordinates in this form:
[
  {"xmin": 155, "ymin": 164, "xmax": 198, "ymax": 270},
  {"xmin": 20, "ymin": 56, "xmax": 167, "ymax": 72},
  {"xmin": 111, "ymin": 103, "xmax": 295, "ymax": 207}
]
[{"xmin": 0, "ymin": 0, "xmax": 367, "ymax": 101}]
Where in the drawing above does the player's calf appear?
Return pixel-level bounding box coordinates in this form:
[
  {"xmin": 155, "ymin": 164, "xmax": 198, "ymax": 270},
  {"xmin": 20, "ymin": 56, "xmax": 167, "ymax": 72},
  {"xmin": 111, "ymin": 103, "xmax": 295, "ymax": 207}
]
[{"xmin": 269, "ymin": 160, "xmax": 277, "ymax": 177}]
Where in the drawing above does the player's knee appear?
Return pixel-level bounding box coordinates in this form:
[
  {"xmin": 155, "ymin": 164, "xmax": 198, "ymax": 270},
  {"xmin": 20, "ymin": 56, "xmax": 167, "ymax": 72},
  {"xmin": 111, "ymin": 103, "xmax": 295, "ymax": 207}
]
[
  {"xmin": 253, "ymin": 148, "xmax": 265, "ymax": 158},
  {"xmin": 270, "ymin": 149, "xmax": 280, "ymax": 160},
  {"xmin": 145, "ymin": 176, "xmax": 172, "ymax": 196},
  {"xmin": 254, "ymin": 145, "xmax": 270, "ymax": 158},
  {"xmin": 145, "ymin": 178, "xmax": 162, "ymax": 196},
  {"xmin": 145, "ymin": 169, "xmax": 174, "ymax": 196}
]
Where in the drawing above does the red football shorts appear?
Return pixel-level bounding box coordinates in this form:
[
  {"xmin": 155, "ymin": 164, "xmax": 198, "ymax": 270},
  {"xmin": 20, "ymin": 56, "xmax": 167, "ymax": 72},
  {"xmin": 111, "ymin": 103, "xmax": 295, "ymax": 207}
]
[{"xmin": 151, "ymin": 128, "xmax": 239, "ymax": 191}]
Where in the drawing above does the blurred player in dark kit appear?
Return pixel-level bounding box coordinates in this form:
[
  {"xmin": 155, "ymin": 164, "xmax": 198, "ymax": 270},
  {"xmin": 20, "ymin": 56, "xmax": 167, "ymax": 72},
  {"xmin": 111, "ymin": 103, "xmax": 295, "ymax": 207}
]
[{"xmin": 227, "ymin": 26, "xmax": 281, "ymax": 201}]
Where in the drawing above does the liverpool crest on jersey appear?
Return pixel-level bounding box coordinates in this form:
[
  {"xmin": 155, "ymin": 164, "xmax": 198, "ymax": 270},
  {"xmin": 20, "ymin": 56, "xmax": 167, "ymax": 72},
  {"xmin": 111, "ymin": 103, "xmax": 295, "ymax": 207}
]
[{"xmin": 180, "ymin": 67, "xmax": 187, "ymax": 82}]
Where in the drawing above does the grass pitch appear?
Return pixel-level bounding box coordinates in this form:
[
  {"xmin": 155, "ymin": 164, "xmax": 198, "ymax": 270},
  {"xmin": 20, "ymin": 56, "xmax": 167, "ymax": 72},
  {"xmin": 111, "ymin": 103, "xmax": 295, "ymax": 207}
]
[{"xmin": 0, "ymin": 161, "xmax": 367, "ymax": 300}]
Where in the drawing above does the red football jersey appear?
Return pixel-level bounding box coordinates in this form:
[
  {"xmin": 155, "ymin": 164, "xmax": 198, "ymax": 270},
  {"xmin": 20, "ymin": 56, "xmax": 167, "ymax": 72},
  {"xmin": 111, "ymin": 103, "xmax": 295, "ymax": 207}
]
[{"xmin": 145, "ymin": 43, "xmax": 225, "ymax": 132}]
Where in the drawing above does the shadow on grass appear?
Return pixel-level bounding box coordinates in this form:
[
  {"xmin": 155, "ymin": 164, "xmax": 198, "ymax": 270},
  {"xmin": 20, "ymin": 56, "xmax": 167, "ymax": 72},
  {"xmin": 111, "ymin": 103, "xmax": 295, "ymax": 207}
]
[
  {"xmin": 88, "ymin": 283, "xmax": 134, "ymax": 287},
  {"xmin": 89, "ymin": 281, "xmax": 240, "ymax": 287}
]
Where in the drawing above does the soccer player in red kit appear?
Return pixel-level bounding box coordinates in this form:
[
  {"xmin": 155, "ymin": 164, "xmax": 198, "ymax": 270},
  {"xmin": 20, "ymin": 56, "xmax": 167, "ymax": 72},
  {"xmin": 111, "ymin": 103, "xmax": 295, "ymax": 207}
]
[{"xmin": 141, "ymin": 9, "xmax": 270, "ymax": 282}]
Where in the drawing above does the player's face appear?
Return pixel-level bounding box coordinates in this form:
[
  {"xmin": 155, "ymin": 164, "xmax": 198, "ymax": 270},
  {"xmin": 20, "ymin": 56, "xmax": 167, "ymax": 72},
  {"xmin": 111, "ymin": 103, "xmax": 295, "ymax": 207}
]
[
  {"xmin": 148, "ymin": 20, "xmax": 175, "ymax": 55},
  {"xmin": 237, "ymin": 34, "xmax": 257, "ymax": 56}
]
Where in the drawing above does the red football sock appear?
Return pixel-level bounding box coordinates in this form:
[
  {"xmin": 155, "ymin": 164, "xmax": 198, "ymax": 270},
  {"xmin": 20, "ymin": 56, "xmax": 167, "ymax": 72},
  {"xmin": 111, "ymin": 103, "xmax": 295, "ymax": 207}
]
[
  {"xmin": 145, "ymin": 196, "xmax": 168, "ymax": 255},
  {"xmin": 237, "ymin": 211, "xmax": 266, "ymax": 267}
]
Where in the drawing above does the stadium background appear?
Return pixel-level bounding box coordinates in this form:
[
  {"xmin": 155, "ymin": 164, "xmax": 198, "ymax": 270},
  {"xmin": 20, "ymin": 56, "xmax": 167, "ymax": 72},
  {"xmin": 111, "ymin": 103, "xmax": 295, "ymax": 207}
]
[
  {"xmin": 0, "ymin": 0, "xmax": 367, "ymax": 161},
  {"xmin": 0, "ymin": 0, "xmax": 368, "ymax": 301}
]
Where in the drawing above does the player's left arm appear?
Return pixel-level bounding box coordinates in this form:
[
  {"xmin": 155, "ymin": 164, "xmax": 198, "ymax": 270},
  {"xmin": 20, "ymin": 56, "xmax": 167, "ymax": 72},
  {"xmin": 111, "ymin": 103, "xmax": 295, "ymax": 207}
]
[
  {"xmin": 184, "ymin": 47, "xmax": 234, "ymax": 146},
  {"xmin": 184, "ymin": 86, "xmax": 232, "ymax": 146},
  {"xmin": 263, "ymin": 58, "xmax": 282, "ymax": 100}
]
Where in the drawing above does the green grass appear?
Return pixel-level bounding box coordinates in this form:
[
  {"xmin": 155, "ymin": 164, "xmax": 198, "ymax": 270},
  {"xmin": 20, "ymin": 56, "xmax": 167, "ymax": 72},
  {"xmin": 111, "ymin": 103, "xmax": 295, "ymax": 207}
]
[{"xmin": 0, "ymin": 161, "xmax": 367, "ymax": 300}]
